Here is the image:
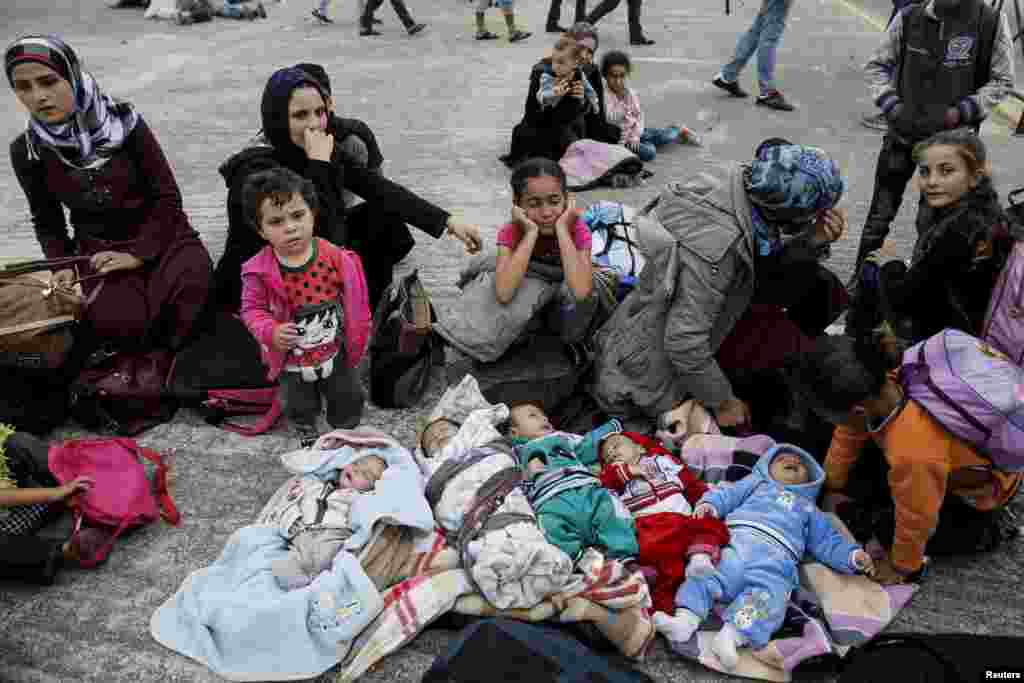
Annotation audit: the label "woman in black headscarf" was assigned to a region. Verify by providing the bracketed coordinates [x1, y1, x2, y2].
[212, 66, 481, 311]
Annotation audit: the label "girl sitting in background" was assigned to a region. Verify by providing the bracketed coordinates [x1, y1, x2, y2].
[601, 50, 701, 162]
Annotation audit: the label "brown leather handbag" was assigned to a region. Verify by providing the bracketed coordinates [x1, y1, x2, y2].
[0, 268, 85, 369]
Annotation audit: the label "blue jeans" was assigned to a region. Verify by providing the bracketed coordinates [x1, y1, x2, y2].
[635, 126, 680, 162]
[719, 0, 792, 93]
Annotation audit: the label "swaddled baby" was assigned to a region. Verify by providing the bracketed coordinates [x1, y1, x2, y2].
[418, 405, 575, 610]
[269, 454, 388, 590]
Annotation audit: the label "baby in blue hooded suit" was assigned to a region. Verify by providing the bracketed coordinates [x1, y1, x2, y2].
[654, 444, 875, 669]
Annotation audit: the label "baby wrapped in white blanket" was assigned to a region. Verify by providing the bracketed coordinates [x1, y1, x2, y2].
[417, 377, 574, 610]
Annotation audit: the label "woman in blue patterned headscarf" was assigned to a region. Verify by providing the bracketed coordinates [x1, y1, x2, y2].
[591, 136, 849, 448]
[744, 138, 847, 257]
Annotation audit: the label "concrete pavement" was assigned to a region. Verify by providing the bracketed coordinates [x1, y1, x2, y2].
[1, 1, 1023, 682]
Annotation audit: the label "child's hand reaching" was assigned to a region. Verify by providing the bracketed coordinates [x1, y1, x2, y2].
[57, 475, 94, 502]
[693, 503, 718, 519]
[869, 557, 914, 585]
[272, 323, 302, 352]
[445, 219, 483, 254]
[851, 548, 875, 576]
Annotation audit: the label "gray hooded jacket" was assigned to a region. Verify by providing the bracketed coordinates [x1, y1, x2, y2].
[591, 163, 757, 417]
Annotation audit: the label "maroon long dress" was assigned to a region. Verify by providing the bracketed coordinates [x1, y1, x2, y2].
[11, 118, 212, 350]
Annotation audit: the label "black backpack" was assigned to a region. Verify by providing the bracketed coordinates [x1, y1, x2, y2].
[839, 633, 1024, 683]
[369, 270, 440, 409]
[422, 619, 655, 683]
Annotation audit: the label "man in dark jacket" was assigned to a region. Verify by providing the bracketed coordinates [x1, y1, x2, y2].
[851, 0, 1014, 280]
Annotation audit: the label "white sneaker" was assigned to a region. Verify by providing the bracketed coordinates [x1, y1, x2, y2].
[653, 608, 701, 643]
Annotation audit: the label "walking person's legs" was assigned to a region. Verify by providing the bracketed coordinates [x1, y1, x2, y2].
[360, 0, 383, 33]
[585, 0, 623, 26]
[546, 0, 566, 31]
[627, 0, 653, 44]
[575, 0, 587, 23]
[312, 0, 332, 23]
[389, 0, 425, 34]
[753, 0, 795, 110]
[716, 12, 766, 90]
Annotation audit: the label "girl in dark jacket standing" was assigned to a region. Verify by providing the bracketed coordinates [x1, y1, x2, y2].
[7, 35, 213, 352]
[848, 130, 1022, 342]
[213, 67, 481, 311]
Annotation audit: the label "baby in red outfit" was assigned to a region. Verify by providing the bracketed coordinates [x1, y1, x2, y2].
[598, 430, 730, 616]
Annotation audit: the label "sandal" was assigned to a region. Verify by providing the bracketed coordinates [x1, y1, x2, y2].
[509, 29, 532, 42]
[475, 30, 499, 40]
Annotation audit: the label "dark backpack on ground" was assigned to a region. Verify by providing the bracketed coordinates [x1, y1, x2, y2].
[838, 633, 1024, 683]
[0, 366, 71, 436]
[370, 270, 440, 409]
[166, 313, 281, 435]
[70, 349, 178, 436]
[445, 333, 587, 418]
[422, 618, 655, 683]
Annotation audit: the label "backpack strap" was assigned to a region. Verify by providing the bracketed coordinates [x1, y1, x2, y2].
[136, 446, 181, 525]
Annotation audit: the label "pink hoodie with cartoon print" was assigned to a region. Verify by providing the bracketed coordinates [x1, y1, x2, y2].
[240, 238, 371, 381]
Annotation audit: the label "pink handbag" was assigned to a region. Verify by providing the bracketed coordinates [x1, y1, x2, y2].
[48, 438, 180, 567]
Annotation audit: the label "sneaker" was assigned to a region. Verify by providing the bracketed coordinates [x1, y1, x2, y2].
[475, 30, 500, 40]
[360, 26, 382, 36]
[407, 22, 426, 36]
[756, 90, 796, 111]
[712, 75, 748, 98]
[546, 23, 568, 33]
[311, 7, 331, 22]
[629, 35, 655, 46]
[861, 111, 889, 132]
[509, 29, 531, 42]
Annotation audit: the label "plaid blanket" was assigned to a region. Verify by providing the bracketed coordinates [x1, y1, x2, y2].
[666, 515, 917, 680]
[336, 533, 654, 683]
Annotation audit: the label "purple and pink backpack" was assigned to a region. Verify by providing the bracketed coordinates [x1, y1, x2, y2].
[900, 329, 1024, 473]
[981, 240, 1024, 365]
[48, 438, 180, 567]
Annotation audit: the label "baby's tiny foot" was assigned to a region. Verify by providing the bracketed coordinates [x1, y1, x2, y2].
[653, 608, 701, 643]
[687, 553, 715, 578]
[712, 623, 744, 670]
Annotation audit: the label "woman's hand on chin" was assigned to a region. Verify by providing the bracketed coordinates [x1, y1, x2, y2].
[303, 127, 335, 162]
[90, 250, 143, 274]
[446, 218, 483, 254]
